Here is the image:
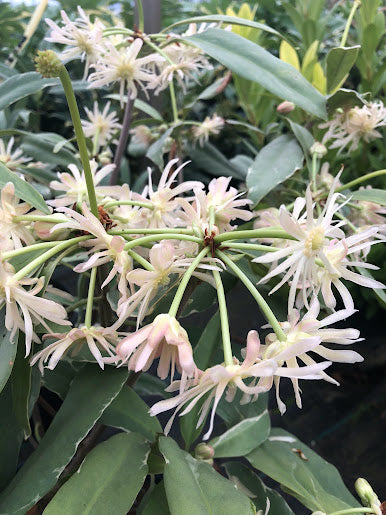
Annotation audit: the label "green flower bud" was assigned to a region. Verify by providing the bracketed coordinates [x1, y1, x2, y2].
[310, 142, 327, 158]
[355, 478, 382, 515]
[35, 50, 62, 78]
[194, 442, 215, 462]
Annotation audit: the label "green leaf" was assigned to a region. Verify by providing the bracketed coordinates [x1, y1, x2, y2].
[197, 73, 231, 100]
[138, 480, 170, 515]
[0, 162, 50, 213]
[326, 46, 360, 94]
[180, 312, 221, 449]
[287, 119, 314, 172]
[209, 410, 270, 457]
[0, 382, 24, 490]
[187, 142, 244, 179]
[146, 128, 173, 169]
[224, 462, 294, 514]
[42, 361, 81, 399]
[134, 374, 169, 398]
[0, 311, 18, 394]
[0, 72, 59, 111]
[134, 98, 164, 121]
[163, 14, 283, 39]
[0, 365, 127, 514]
[217, 389, 268, 428]
[183, 29, 327, 119]
[246, 135, 303, 206]
[159, 437, 255, 515]
[351, 188, 386, 206]
[326, 88, 366, 114]
[100, 385, 161, 441]
[246, 428, 361, 513]
[11, 335, 32, 438]
[21, 133, 80, 168]
[43, 433, 149, 515]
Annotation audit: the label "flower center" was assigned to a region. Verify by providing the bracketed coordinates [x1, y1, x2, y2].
[304, 226, 325, 257]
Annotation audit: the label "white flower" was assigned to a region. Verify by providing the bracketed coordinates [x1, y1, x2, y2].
[0, 261, 70, 355]
[0, 137, 31, 170]
[262, 300, 362, 414]
[192, 114, 224, 146]
[142, 159, 204, 228]
[48, 159, 120, 207]
[116, 314, 197, 384]
[45, 7, 104, 77]
[320, 101, 386, 153]
[88, 39, 163, 106]
[0, 182, 35, 251]
[81, 101, 122, 150]
[150, 330, 328, 439]
[180, 176, 253, 234]
[31, 325, 123, 372]
[117, 240, 219, 326]
[252, 183, 348, 310]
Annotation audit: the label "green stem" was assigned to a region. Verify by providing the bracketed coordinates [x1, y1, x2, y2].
[136, 0, 144, 32]
[109, 228, 195, 235]
[340, 0, 361, 47]
[85, 267, 97, 328]
[66, 296, 102, 314]
[142, 39, 179, 123]
[216, 250, 286, 342]
[329, 508, 374, 515]
[334, 169, 386, 194]
[168, 247, 209, 317]
[104, 200, 154, 210]
[127, 249, 154, 271]
[224, 242, 280, 252]
[12, 215, 67, 223]
[124, 233, 202, 251]
[59, 66, 98, 217]
[215, 229, 295, 243]
[311, 152, 319, 193]
[208, 206, 215, 234]
[212, 269, 233, 366]
[13, 236, 89, 281]
[2, 241, 60, 260]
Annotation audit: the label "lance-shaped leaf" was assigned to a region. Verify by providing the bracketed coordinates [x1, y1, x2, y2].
[11, 335, 32, 439]
[351, 188, 386, 206]
[246, 135, 303, 206]
[209, 410, 270, 458]
[187, 142, 245, 180]
[138, 480, 170, 515]
[0, 72, 59, 111]
[326, 46, 360, 94]
[183, 29, 327, 119]
[246, 428, 361, 513]
[146, 128, 173, 169]
[159, 437, 255, 515]
[0, 365, 127, 515]
[100, 385, 161, 441]
[44, 433, 149, 515]
[0, 162, 50, 214]
[224, 462, 294, 514]
[326, 88, 366, 114]
[0, 311, 18, 394]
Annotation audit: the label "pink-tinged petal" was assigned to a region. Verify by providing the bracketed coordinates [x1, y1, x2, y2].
[203, 380, 228, 440]
[252, 244, 299, 264]
[341, 268, 385, 289]
[243, 330, 260, 367]
[314, 347, 363, 363]
[116, 325, 151, 358]
[86, 334, 104, 369]
[276, 360, 332, 378]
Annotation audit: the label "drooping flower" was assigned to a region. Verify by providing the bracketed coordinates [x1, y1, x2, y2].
[31, 325, 123, 372]
[192, 114, 224, 147]
[261, 300, 362, 414]
[45, 7, 104, 77]
[0, 261, 70, 355]
[320, 101, 386, 153]
[150, 330, 329, 439]
[88, 39, 163, 106]
[117, 240, 220, 327]
[116, 314, 197, 383]
[0, 137, 31, 171]
[81, 101, 122, 150]
[0, 182, 35, 251]
[48, 160, 120, 207]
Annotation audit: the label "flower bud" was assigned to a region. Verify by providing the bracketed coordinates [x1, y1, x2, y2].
[35, 50, 62, 78]
[311, 512, 326, 515]
[277, 101, 295, 114]
[194, 442, 215, 463]
[34, 215, 70, 241]
[310, 142, 327, 158]
[355, 478, 382, 515]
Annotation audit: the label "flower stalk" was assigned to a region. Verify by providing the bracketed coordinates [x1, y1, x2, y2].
[212, 269, 233, 366]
